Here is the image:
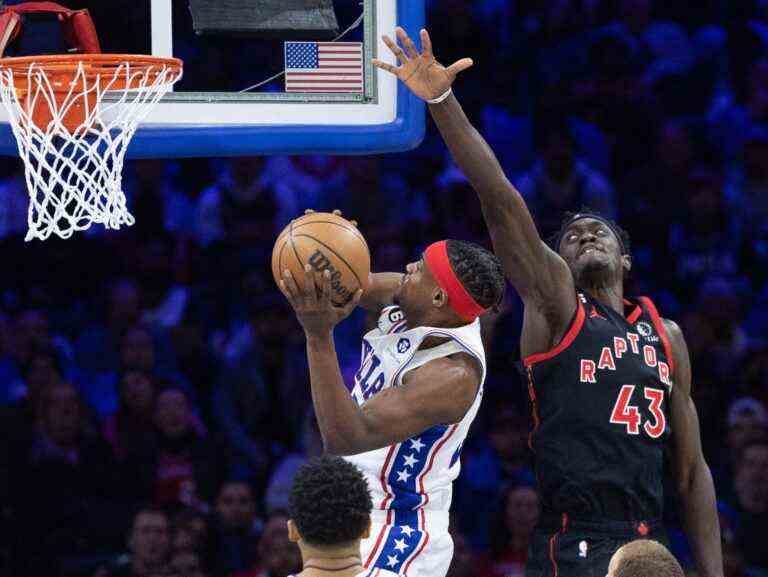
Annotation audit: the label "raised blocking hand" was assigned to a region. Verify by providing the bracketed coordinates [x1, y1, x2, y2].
[372, 27, 473, 102]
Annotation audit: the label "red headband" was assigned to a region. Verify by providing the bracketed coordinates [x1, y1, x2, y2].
[424, 241, 487, 322]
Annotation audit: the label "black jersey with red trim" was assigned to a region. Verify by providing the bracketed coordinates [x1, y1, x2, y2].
[523, 291, 675, 522]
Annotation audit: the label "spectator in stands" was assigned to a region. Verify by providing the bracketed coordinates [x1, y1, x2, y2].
[15, 383, 122, 575]
[169, 549, 207, 577]
[265, 411, 324, 514]
[195, 157, 278, 248]
[103, 370, 157, 461]
[233, 511, 300, 577]
[76, 278, 143, 375]
[0, 309, 72, 404]
[97, 508, 172, 577]
[478, 484, 540, 577]
[669, 167, 741, 301]
[447, 531, 478, 577]
[708, 60, 768, 161]
[148, 388, 219, 509]
[729, 440, 768, 571]
[455, 405, 534, 548]
[620, 120, 696, 259]
[84, 324, 190, 418]
[515, 118, 616, 238]
[210, 481, 261, 576]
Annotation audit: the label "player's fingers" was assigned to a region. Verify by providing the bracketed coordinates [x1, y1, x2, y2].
[322, 269, 333, 306]
[333, 209, 342, 216]
[304, 208, 315, 214]
[350, 220, 358, 228]
[278, 280, 293, 303]
[372, 59, 400, 76]
[282, 270, 300, 300]
[382, 34, 408, 63]
[303, 264, 318, 304]
[447, 58, 474, 77]
[421, 29, 434, 61]
[397, 27, 420, 60]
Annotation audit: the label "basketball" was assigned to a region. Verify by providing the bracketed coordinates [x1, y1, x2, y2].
[272, 212, 371, 305]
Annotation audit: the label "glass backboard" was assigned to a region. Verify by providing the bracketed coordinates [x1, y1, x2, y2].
[0, 0, 425, 157]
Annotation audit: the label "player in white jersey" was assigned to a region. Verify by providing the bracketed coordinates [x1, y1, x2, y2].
[279, 237, 505, 577]
[286, 455, 400, 577]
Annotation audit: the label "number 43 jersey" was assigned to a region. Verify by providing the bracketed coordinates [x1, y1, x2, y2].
[524, 291, 675, 522]
[345, 306, 486, 517]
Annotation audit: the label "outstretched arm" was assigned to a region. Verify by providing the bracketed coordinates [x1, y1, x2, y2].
[280, 266, 479, 456]
[374, 29, 575, 342]
[666, 320, 723, 577]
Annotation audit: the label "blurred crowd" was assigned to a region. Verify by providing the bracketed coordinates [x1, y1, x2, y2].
[1, 0, 768, 576]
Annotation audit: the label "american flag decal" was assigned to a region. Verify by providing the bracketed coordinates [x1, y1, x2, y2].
[284, 41, 364, 93]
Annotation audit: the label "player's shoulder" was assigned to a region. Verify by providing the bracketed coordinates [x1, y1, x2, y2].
[660, 317, 688, 361]
[660, 317, 683, 339]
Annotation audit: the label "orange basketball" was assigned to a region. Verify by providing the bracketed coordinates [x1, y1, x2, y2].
[272, 212, 371, 305]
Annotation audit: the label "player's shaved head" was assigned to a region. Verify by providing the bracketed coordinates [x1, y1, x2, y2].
[606, 540, 684, 577]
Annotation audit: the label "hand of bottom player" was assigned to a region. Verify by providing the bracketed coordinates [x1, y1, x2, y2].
[280, 265, 363, 336]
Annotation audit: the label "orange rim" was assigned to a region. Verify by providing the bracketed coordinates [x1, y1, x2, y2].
[0, 54, 182, 88]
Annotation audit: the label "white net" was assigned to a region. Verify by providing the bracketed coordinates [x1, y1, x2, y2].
[0, 58, 181, 240]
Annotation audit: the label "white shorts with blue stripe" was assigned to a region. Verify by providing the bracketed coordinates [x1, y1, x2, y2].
[361, 510, 453, 577]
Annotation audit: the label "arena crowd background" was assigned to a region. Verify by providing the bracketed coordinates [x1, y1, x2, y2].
[1, 0, 767, 576]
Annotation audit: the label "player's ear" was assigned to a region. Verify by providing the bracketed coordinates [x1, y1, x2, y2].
[287, 519, 300, 543]
[432, 287, 447, 309]
[362, 518, 372, 540]
[622, 254, 632, 273]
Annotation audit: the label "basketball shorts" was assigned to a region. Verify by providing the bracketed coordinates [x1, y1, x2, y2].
[361, 510, 453, 577]
[525, 515, 666, 577]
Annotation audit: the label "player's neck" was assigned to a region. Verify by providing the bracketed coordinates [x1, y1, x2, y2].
[300, 557, 363, 577]
[584, 284, 624, 315]
[299, 542, 363, 577]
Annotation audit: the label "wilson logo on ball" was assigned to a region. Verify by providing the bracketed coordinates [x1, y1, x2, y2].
[308, 249, 355, 303]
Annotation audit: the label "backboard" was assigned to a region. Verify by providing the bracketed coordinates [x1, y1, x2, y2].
[0, 0, 425, 158]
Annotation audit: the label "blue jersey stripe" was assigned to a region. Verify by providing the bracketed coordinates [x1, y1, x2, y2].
[369, 509, 422, 572]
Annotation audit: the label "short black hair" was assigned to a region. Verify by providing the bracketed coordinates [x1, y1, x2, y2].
[446, 239, 506, 310]
[289, 456, 372, 547]
[550, 209, 632, 256]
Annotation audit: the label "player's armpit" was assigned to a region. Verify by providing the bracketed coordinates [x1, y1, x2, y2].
[359, 272, 404, 312]
[348, 354, 480, 454]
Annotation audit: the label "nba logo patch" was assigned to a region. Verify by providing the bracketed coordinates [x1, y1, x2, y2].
[397, 338, 411, 354]
[637, 322, 659, 343]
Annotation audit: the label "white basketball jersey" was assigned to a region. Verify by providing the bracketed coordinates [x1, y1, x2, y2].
[345, 306, 486, 524]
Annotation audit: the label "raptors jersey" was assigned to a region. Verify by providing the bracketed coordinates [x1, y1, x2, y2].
[345, 306, 485, 574]
[524, 291, 674, 522]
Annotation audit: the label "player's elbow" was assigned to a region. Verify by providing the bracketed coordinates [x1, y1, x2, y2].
[321, 431, 355, 456]
[321, 425, 367, 456]
[676, 456, 710, 497]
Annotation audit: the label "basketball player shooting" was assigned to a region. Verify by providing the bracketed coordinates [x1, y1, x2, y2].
[374, 28, 723, 577]
[278, 235, 505, 577]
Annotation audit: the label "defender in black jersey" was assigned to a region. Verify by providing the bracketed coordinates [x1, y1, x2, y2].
[375, 27, 724, 577]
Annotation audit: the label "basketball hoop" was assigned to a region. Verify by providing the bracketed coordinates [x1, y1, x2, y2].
[0, 54, 182, 240]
